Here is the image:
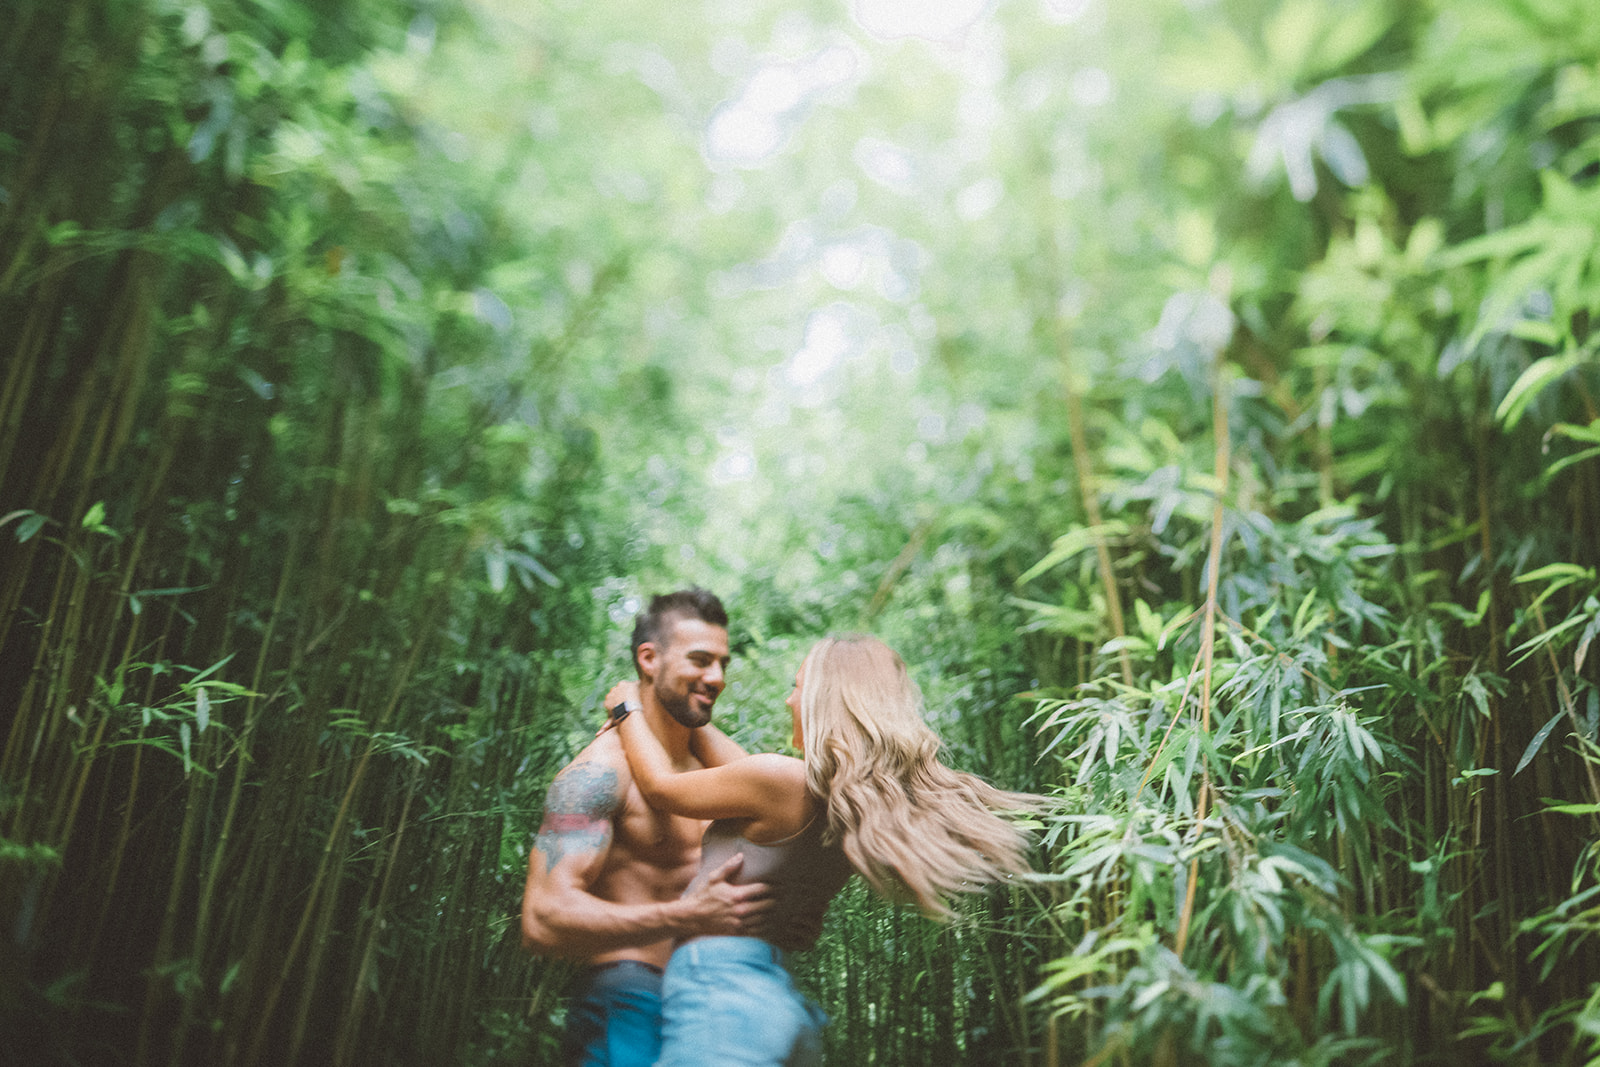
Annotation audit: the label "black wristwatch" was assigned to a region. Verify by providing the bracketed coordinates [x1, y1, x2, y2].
[609, 699, 641, 723]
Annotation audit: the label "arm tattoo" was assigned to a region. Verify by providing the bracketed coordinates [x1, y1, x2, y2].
[535, 762, 621, 873]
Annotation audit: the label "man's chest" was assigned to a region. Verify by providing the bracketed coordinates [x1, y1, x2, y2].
[614, 792, 705, 867]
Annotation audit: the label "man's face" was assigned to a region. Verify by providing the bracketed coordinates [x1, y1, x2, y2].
[641, 616, 730, 729]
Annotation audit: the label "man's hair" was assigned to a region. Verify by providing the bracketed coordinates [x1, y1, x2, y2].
[630, 588, 728, 670]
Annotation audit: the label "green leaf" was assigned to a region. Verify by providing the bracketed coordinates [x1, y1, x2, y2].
[1507, 319, 1563, 346]
[1496, 350, 1584, 429]
[1513, 710, 1564, 776]
[506, 550, 560, 588]
[1512, 562, 1595, 586]
[1551, 419, 1600, 445]
[1509, 611, 1591, 667]
[1542, 802, 1600, 816]
[1312, 0, 1393, 76]
[1461, 672, 1492, 718]
[1541, 445, 1600, 481]
[189, 653, 238, 685]
[46, 220, 82, 245]
[1263, 0, 1320, 76]
[1016, 522, 1129, 586]
[1431, 589, 1490, 626]
[2, 509, 48, 542]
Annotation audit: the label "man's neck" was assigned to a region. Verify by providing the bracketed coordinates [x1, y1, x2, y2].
[638, 693, 694, 762]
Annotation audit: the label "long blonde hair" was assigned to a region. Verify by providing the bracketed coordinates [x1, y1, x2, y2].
[798, 635, 1041, 917]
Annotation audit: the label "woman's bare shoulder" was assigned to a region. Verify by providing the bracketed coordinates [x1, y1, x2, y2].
[734, 751, 806, 782]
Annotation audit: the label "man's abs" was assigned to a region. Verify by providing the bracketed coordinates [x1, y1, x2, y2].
[586, 796, 704, 969]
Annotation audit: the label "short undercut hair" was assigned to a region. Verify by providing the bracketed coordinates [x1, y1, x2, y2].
[631, 588, 729, 671]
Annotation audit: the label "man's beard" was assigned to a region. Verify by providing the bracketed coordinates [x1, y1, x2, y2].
[655, 682, 713, 729]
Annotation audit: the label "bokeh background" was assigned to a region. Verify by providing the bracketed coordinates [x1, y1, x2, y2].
[4, 0, 1600, 1063]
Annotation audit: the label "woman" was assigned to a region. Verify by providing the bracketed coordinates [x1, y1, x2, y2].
[603, 634, 1040, 1067]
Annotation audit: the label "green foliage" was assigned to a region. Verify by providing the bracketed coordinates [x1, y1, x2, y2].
[6, 0, 1600, 1063]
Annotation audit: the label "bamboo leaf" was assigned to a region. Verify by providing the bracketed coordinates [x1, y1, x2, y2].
[46, 220, 83, 245]
[1015, 522, 1129, 586]
[1512, 563, 1595, 586]
[1509, 611, 1591, 667]
[486, 548, 508, 593]
[128, 585, 207, 617]
[1431, 589, 1490, 626]
[1542, 802, 1600, 816]
[1513, 710, 1564, 776]
[1496, 350, 1585, 429]
[1291, 587, 1321, 637]
[15, 513, 47, 542]
[1, 509, 40, 531]
[189, 653, 238, 685]
[1460, 672, 1492, 718]
[195, 687, 211, 735]
[1263, 0, 1319, 75]
[505, 550, 561, 588]
[1314, 0, 1391, 75]
[1576, 611, 1598, 674]
[1507, 319, 1563, 346]
[1551, 419, 1600, 445]
[1541, 445, 1600, 481]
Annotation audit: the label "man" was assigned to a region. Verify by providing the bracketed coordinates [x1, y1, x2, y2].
[521, 589, 770, 1066]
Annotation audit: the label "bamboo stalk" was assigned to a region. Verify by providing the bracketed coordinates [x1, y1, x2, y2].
[1013, 167, 1134, 688]
[864, 518, 933, 622]
[331, 766, 420, 1067]
[182, 524, 298, 1009]
[243, 538, 463, 1067]
[1174, 299, 1232, 959]
[133, 735, 208, 1067]
[1061, 355, 1134, 690]
[5, 533, 87, 838]
[1528, 598, 1600, 813]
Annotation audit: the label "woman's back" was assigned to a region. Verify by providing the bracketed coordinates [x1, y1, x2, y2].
[687, 815, 855, 940]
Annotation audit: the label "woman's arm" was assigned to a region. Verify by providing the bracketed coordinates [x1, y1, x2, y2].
[621, 714, 802, 820]
[604, 681, 804, 822]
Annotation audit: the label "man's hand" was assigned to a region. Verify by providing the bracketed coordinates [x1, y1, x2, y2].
[677, 853, 775, 937]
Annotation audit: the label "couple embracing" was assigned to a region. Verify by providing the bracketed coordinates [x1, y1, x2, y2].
[521, 589, 1041, 1065]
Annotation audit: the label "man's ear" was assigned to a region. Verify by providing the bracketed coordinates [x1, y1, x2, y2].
[635, 642, 659, 682]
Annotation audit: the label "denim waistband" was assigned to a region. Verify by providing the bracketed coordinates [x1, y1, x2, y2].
[587, 958, 665, 977]
[674, 935, 789, 969]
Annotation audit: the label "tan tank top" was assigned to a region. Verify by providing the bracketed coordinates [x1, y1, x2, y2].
[684, 812, 855, 937]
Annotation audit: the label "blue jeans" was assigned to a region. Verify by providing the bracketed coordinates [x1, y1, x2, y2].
[561, 960, 664, 1067]
[656, 937, 826, 1067]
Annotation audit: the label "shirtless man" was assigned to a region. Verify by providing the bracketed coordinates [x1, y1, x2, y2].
[521, 589, 771, 1066]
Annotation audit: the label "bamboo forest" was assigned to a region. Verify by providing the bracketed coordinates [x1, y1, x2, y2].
[4, 0, 1600, 1063]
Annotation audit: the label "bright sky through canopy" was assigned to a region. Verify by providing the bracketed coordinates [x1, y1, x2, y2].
[850, 0, 990, 40]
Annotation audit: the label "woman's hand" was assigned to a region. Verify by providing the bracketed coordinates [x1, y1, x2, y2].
[603, 680, 641, 713]
[596, 680, 642, 736]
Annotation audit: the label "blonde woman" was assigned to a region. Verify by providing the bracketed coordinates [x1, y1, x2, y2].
[603, 634, 1039, 1067]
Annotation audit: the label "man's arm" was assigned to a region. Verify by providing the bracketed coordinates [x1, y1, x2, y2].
[520, 753, 769, 958]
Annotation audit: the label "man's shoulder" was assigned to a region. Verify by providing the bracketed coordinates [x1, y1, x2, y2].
[567, 728, 630, 772]
[546, 734, 632, 817]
